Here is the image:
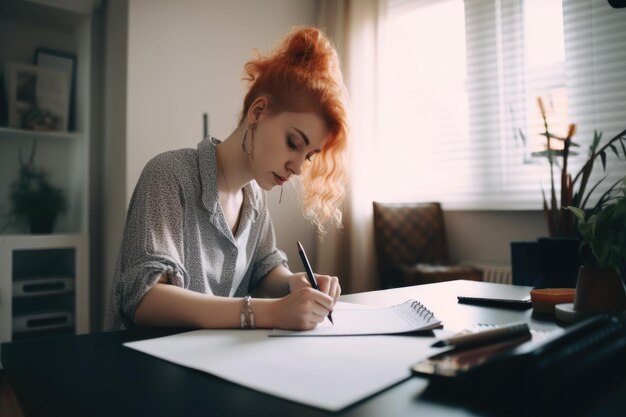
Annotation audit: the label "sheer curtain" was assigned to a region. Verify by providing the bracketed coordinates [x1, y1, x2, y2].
[317, 0, 386, 293]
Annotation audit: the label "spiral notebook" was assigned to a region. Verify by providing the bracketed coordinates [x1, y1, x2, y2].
[270, 300, 441, 336]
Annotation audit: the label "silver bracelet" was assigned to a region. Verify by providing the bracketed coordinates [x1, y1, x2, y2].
[241, 295, 255, 329]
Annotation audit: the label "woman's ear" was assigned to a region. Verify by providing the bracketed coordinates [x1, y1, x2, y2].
[248, 96, 269, 123]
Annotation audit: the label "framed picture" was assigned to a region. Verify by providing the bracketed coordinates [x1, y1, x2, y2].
[35, 48, 77, 131]
[5, 61, 70, 132]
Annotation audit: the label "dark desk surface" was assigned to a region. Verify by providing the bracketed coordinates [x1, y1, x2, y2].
[3, 280, 626, 417]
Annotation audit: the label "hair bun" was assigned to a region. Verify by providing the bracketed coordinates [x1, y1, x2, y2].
[284, 27, 333, 72]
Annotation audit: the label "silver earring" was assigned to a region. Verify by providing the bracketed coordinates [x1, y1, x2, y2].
[242, 123, 256, 159]
[241, 125, 251, 156]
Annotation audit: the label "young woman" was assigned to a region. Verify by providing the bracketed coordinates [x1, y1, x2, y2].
[105, 27, 349, 331]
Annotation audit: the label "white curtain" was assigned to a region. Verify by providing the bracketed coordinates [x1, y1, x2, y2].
[317, 0, 386, 293]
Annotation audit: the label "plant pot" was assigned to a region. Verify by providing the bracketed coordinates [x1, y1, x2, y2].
[574, 266, 626, 313]
[27, 212, 58, 234]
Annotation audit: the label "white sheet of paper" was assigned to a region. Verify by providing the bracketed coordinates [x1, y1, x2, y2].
[271, 300, 441, 336]
[124, 327, 439, 411]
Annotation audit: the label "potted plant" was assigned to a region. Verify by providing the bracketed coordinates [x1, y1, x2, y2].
[9, 140, 66, 234]
[511, 97, 626, 288]
[567, 177, 626, 313]
[530, 97, 626, 237]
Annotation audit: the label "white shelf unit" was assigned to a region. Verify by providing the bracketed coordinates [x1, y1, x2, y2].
[0, 0, 93, 360]
[0, 234, 89, 353]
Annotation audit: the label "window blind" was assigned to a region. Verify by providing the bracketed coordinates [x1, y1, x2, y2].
[376, 0, 626, 209]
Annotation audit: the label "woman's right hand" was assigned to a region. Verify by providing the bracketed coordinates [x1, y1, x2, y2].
[271, 287, 334, 330]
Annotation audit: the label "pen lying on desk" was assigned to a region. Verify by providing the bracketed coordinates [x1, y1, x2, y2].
[431, 322, 530, 348]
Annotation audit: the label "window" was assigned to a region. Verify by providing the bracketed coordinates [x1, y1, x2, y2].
[376, 0, 626, 209]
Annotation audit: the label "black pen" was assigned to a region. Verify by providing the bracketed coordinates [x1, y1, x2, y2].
[431, 322, 530, 348]
[296, 241, 334, 324]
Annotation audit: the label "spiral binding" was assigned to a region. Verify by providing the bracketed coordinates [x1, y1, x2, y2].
[408, 299, 435, 321]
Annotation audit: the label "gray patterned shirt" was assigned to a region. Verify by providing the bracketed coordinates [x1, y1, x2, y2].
[104, 137, 288, 330]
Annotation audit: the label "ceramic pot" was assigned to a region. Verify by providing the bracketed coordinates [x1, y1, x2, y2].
[573, 266, 626, 313]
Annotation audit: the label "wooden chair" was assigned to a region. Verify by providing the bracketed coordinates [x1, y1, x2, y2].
[372, 202, 483, 288]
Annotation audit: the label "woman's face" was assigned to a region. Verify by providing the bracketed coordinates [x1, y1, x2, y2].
[249, 110, 329, 191]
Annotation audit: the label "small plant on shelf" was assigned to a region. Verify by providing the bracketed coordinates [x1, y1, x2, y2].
[9, 140, 66, 234]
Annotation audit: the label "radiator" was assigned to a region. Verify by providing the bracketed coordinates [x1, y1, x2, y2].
[463, 261, 513, 285]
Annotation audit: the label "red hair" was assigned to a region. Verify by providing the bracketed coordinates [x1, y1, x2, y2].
[242, 27, 349, 233]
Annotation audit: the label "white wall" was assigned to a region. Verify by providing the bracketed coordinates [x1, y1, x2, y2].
[445, 210, 546, 265]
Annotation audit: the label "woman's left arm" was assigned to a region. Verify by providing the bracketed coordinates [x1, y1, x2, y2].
[255, 264, 341, 305]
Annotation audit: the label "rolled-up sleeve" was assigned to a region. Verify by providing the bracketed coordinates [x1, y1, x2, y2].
[108, 153, 189, 329]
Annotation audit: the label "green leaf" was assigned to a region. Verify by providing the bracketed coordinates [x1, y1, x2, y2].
[600, 151, 607, 170]
[577, 219, 595, 247]
[566, 206, 586, 223]
[609, 144, 619, 158]
[532, 150, 567, 158]
[593, 207, 614, 266]
[539, 132, 564, 140]
[596, 180, 618, 209]
[590, 130, 602, 154]
[579, 191, 626, 270]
